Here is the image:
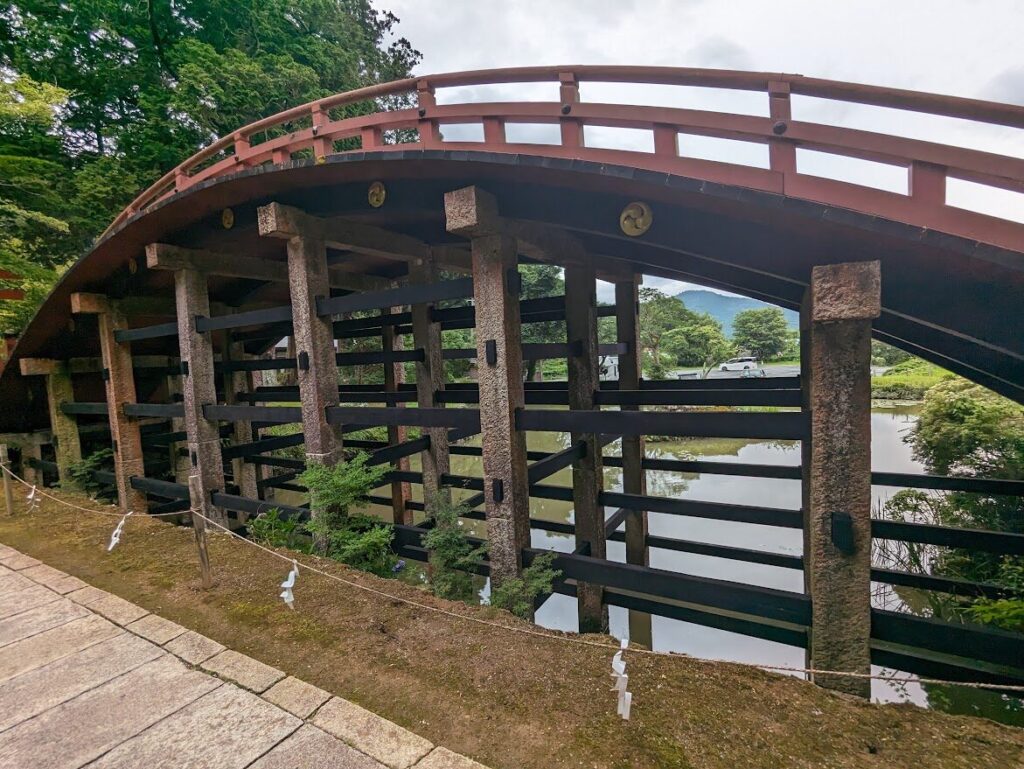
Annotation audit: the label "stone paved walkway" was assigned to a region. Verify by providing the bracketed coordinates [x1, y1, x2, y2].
[0, 542, 488, 769]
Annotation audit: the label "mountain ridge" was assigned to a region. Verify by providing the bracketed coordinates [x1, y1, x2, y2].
[676, 290, 799, 337]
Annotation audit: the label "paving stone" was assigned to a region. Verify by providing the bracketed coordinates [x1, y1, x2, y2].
[0, 552, 41, 570]
[66, 584, 110, 606]
[263, 676, 333, 719]
[125, 613, 187, 645]
[0, 613, 121, 682]
[165, 629, 226, 664]
[313, 697, 434, 769]
[0, 579, 59, 619]
[87, 591, 149, 625]
[47, 573, 89, 594]
[0, 542, 19, 559]
[0, 632, 163, 732]
[249, 724, 387, 769]
[0, 655, 220, 769]
[19, 562, 72, 590]
[0, 598, 89, 648]
[414, 747, 490, 769]
[88, 680, 300, 769]
[202, 649, 285, 693]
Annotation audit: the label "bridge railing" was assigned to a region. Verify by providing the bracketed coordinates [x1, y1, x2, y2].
[109, 66, 1024, 249]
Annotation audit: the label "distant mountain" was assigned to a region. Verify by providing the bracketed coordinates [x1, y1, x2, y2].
[676, 290, 799, 337]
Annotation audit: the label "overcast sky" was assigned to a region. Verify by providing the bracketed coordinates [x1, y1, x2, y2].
[382, 0, 1024, 299]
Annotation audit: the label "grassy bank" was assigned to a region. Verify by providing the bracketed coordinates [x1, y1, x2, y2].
[2, 491, 1023, 768]
[872, 358, 953, 401]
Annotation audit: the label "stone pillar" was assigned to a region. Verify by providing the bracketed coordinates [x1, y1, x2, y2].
[222, 337, 259, 501]
[410, 250, 451, 515]
[281, 233, 342, 468]
[21, 436, 44, 486]
[566, 263, 607, 632]
[173, 269, 228, 527]
[70, 293, 147, 513]
[615, 274, 652, 647]
[19, 359, 83, 485]
[382, 305, 412, 524]
[803, 260, 881, 698]
[445, 187, 530, 590]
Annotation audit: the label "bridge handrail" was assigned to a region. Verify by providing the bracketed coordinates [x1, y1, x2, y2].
[106, 65, 1024, 248]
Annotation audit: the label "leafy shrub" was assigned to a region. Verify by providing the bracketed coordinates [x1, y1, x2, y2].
[67, 447, 115, 498]
[422, 495, 486, 602]
[327, 517, 397, 577]
[248, 508, 308, 552]
[489, 551, 561, 619]
[299, 452, 388, 533]
[871, 357, 952, 400]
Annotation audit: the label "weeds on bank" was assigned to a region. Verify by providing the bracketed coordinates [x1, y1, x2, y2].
[247, 456, 560, 618]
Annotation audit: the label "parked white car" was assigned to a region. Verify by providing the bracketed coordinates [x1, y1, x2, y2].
[720, 356, 761, 371]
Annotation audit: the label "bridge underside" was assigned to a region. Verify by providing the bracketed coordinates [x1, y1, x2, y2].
[2, 151, 1022, 429]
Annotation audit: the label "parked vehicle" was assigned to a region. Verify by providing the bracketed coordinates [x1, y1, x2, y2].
[740, 367, 768, 378]
[720, 356, 760, 371]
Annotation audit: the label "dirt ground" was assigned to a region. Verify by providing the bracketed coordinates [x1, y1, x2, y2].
[2, 491, 1023, 769]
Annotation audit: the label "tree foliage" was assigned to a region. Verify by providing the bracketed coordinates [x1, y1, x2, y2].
[0, 1, 420, 333]
[731, 307, 789, 360]
[882, 378, 1024, 630]
[638, 288, 731, 378]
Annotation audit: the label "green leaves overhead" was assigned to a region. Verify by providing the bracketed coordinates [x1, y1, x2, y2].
[0, 0, 420, 333]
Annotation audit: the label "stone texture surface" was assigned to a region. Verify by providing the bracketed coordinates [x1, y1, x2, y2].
[201, 648, 285, 693]
[45, 369, 83, 481]
[0, 633, 162, 731]
[249, 725, 387, 769]
[809, 261, 881, 322]
[20, 562, 73, 590]
[87, 591, 149, 626]
[47, 573, 89, 594]
[0, 614, 120, 682]
[0, 552, 41, 570]
[87, 682, 299, 769]
[313, 697, 434, 769]
[0, 656, 219, 769]
[0, 579, 59, 619]
[165, 629, 226, 664]
[0, 597, 88, 647]
[263, 675, 333, 718]
[415, 747, 490, 769]
[65, 584, 110, 606]
[125, 612, 187, 645]
[464, 228, 530, 586]
[805, 263, 877, 698]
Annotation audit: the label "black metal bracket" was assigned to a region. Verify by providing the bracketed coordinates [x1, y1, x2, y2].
[298, 351, 310, 371]
[190, 450, 198, 468]
[194, 315, 207, 334]
[492, 478, 504, 503]
[180, 360, 190, 377]
[102, 368, 111, 382]
[831, 510, 855, 554]
[485, 339, 497, 366]
[112, 440, 118, 455]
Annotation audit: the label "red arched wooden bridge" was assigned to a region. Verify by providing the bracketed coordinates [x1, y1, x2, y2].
[1, 67, 1023, 698]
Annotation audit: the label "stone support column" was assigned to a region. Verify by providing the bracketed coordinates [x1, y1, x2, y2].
[566, 263, 607, 632]
[19, 359, 83, 485]
[70, 293, 147, 513]
[173, 269, 228, 528]
[382, 304, 412, 524]
[614, 274, 652, 646]
[803, 260, 881, 698]
[445, 187, 530, 590]
[165, 372, 191, 484]
[410, 250, 451, 515]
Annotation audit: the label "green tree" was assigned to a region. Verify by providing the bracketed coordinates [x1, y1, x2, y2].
[731, 307, 790, 360]
[882, 378, 1024, 630]
[664, 319, 734, 378]
[638, 288, 700, 379]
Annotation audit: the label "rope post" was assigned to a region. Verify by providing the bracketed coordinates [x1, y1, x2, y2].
[188, 474, 214, 589]
[1, 444, 13, 515]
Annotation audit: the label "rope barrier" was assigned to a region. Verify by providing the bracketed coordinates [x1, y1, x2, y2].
[4, 462, 1024, 697]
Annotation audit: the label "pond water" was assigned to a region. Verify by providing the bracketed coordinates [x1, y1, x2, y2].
[329, 403, 1023, 723]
